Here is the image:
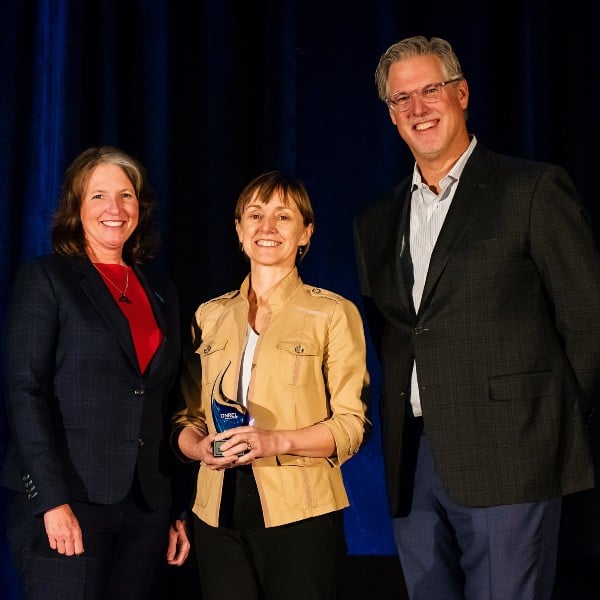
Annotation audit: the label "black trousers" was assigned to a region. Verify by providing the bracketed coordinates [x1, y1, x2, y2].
[194, 466, 347, 600]
[7, 488, 171, 600]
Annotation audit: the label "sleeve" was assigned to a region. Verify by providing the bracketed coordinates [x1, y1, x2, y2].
[353, 212, 385, 359]
[3, 259, 69, 514]
[352, 215, 373, 299]
[529, 164, 600, 414]
[319, 297, 370, 466]
[170, 307, 209, 462]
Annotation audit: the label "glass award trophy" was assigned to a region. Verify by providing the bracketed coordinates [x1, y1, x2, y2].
[211, 361, 249, 456]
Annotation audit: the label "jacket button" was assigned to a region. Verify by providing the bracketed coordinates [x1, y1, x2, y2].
[134, 388, 145, 396]
[138, 438, 145, 447]
[295, 345, 305, 354]
[203, 345, 211, 354]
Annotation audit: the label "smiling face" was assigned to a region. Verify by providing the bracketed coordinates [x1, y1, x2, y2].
[387, 54, 470, 166]
[235, 190, 313, 271]
[80, 163, 139, 262]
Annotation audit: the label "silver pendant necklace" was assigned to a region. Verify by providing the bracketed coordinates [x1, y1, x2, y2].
[94, 264, 132, 304]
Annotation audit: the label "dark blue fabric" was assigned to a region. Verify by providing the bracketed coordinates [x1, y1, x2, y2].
[393, 433, 562, 599]
[2, 1, 600, 597]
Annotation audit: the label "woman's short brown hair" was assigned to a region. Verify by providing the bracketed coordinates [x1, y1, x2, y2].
[234, 171, 315, 260]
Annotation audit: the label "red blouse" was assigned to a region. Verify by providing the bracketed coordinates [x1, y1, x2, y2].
[94, 264, 163, 373]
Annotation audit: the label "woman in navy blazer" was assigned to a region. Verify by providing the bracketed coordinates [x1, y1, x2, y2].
[2, 146, 190, 599]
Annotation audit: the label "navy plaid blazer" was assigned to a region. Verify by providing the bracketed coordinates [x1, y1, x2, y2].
[2, 254, 182, 516]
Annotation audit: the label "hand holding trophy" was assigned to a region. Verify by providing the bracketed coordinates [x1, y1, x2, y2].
[210, 361, 250, 456]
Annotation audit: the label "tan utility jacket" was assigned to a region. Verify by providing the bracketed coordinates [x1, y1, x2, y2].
[173, 268, 369, 527]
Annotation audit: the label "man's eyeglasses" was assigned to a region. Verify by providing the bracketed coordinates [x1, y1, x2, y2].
[386, 77, 463, 112]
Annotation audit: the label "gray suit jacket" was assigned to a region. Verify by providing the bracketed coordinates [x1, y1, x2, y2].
[1, 253, 182, 516]
[354, 143, 600, 516]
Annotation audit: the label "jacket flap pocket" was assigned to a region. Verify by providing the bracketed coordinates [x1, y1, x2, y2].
[197, 338, 228, 356]
[276, 454, 326, 467]
[277, 339, 319, 356]
[489, 371, 552, 401]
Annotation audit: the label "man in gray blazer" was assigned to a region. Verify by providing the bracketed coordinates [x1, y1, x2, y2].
[353, 36, 600, 599]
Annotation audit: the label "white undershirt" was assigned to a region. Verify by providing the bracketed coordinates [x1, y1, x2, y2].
[238, 326, 259, 423]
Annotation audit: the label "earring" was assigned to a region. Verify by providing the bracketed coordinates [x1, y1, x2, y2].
[298, 246, 304, 256]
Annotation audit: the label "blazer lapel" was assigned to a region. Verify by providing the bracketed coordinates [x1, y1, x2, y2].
[369, 181, 415, 317]
[71, 258, 140, 372]
[419, 145, 496, 312]
[395, 185, 416, 315]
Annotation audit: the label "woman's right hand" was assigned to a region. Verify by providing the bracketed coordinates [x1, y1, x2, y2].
[43, 503, 84, 556]
[177, 426, 239, 469]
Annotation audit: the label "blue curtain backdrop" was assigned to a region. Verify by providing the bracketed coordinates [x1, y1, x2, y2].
[1, 0, 599, 597]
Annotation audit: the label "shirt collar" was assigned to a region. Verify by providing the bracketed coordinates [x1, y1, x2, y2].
[239, 268, 304, 313]
[411, 135, 478, 192]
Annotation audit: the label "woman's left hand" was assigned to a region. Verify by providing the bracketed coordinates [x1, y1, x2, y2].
[166, 519, 190, 566]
